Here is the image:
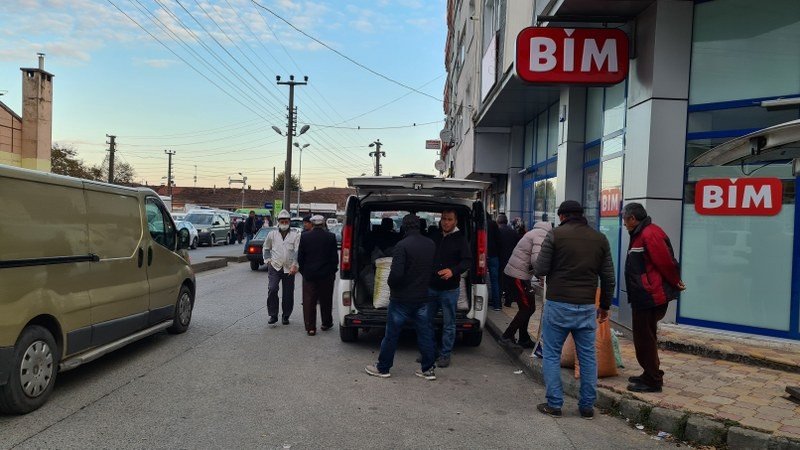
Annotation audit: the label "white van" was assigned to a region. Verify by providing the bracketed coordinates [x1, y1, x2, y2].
[336, 174, 490, 346]
[0, 165, 195, 414]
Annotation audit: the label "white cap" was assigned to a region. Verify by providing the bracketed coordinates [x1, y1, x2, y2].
[311, 215, 325, 225]
[277, 209, 291, 219]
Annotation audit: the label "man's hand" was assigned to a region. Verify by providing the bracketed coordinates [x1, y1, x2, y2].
[289, 266, 298, 275]
[437, 268, 453, 280]
[597, 309, 609, 323]
[677, 281, 686, 291]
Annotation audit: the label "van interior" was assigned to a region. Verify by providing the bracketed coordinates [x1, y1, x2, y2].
[352, 203, 475, 315]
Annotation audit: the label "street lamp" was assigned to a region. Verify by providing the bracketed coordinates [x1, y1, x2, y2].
[293, 142, 310, 217]
[271, 123, 310, 214]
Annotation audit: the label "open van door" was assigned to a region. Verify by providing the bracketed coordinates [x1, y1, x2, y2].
[348, 174, 489, 199]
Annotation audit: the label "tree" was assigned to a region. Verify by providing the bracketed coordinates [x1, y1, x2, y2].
[270, 171, 301, 191]
[51, 144, 93, 179]
[96, 155, 136, 184]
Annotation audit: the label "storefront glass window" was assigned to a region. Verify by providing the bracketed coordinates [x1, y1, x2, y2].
[681, 165, 795, 332]
[600, 157, 623, 282]
[690, 0, 800, 105]
[533, 177, 557, 226]
[603, 82, 626, 136]
[524, 120, 534, 168]
[536, 111, 548, 164]
[585, 144, 601, 163]
[583, 164, 600, 229]
[602, 134, 624, 158]
[585, 87, 604, 143]
[548, 103, 560, 158]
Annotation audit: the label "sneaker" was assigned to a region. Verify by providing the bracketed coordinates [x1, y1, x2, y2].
[365, 365, 390, 378]
[436, 356, 451, 368]
[268, 316, 278, 324]
[415, 368, 436, 381]
[579, 407, 594, 420]
[498, 337, 522, 350]
[627, 382, 662, 393]
[320, 324, 333, 331]
[282, 317, 290, 325]
[628, 375, 643, 383]
[537, 403, 562, 417]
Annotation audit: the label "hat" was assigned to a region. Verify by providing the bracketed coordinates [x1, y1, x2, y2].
[302, 215, 312, 222]
[557, 200, 584, 215]
[311, 215, 325, 225]
[277, 209, 291, 220]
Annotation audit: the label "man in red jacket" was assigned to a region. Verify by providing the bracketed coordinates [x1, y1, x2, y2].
[623, 203, 685, 393]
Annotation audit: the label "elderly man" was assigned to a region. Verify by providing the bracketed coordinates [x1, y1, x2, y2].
[534, 200, 615, 420]
[263, 210, 301, 325]
[297, 215, 339, 335]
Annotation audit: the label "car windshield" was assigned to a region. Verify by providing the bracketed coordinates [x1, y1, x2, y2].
[255, 227, 273, 240]
[185, 214, 213, 225]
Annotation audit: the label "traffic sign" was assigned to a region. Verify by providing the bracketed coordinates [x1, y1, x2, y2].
[264, 202, 273, 209]
[426, 139, 441, 150]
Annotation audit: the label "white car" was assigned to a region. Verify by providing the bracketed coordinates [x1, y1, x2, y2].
[176, 220, 200, 249]
[326, 218, 339, 227]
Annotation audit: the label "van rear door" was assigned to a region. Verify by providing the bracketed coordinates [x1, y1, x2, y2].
[348, 174, 489, 199]
[339, 195, 360, 280]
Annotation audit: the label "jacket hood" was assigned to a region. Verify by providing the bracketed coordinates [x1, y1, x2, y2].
[533, 221, 552, 232]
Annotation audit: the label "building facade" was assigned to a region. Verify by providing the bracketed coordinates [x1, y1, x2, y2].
[0, 54, 53, 171]
[443, 0, 800, 338]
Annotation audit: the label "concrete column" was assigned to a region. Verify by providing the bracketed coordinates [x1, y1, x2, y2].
[20, 59, 53, 172]
[618, 0, 693, 326]
[556, 86, 587, 206]
[506, 125, 525, 218]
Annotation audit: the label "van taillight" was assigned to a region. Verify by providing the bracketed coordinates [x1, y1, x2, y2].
[341, 224, 353, 271]
[342, 291, 352, 307]
[476, 229, 487, 277]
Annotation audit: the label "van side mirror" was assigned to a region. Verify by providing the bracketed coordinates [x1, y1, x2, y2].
[177, 228, 190, 250]
[213, 221, 220, 226]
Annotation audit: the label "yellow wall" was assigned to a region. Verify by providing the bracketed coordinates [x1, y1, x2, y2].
[0, 152, 21, 167]
[20, 157, 50, 172]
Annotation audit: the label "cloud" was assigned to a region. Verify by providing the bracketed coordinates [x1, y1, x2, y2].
[137, 58, 179, 68]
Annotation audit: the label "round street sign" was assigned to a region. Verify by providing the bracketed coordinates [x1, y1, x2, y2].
[435, 159, 447, 173]
[439, 129, 453, 143]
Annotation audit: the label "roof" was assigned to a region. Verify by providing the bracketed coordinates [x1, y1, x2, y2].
[0, 100, 22, 123]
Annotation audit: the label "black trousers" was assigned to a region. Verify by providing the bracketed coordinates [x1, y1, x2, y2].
[267, 266, 295, 319]
[631, 303, 669, 387]
[302, 274, 335, 331]
[502, 277, 535, 343]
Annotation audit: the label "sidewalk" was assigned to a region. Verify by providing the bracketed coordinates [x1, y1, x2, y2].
[488, 300, 800, 449]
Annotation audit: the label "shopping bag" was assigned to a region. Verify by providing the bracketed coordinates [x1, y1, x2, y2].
[373, 257, 392, 308]
[573, 289, 618, 378]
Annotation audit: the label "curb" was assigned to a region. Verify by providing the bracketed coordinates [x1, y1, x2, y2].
[205, 254, 249, 263]
[485, 310, 800, 449]
[190, 258, 228, 273]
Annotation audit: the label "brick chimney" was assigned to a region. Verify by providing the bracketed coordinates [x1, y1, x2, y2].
[20, 53, 53, 172]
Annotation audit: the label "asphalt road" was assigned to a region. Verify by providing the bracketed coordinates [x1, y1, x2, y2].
[0, 263, 668, 449]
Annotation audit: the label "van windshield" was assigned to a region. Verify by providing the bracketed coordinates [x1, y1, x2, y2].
[185, 214, 213, 225]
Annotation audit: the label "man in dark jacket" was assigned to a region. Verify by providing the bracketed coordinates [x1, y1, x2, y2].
[623, 202, 684, 393]
[243, 210, 258, 254]
[497, 213, 520, 307]
[297, 215, 339, 335]
[366, 214, 437, 380]
[534, 200, 615, 420]
[428, 209, 472, 368]
[487, 214, 501, 310]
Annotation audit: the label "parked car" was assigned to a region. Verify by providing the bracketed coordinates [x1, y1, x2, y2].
[245, 226, 275, 270]
[172, 212, 186, 222]
[336, 174, 489, 345]
[0, 165, 195, 414]
[330, 223, 343, 248]
[176, 220, 199, 249]
[290, 217, 304, 230]
[185, 210, 231, 246]
[326, 218, 339, 227]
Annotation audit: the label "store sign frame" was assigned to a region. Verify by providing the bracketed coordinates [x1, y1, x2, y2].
[695, 177, 783, 216]
[516, 27, 629, 85]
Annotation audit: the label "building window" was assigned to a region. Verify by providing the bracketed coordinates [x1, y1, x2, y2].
[585, 88, 603, 143]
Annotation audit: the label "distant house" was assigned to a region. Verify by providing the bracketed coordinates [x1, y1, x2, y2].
[0, 54, 54, 172]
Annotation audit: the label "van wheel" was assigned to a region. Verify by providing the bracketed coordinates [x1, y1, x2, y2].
[167, 285, 193, 334]
[462, 330, 482, 347]
[250, 261, 260, 271]
[339, 325, 358, 342]
[0, 325, 59, 414]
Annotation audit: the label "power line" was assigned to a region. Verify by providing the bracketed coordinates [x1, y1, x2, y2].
[301, 119, 444, 130]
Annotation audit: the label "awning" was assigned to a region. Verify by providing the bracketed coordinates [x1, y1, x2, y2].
[476, 70, 560, 127]
[691, 120, 800, 166]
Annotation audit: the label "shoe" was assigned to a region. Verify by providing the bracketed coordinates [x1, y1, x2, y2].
[282, 317, 290, 325]
[365, 365, 390, 378]
[492, 307, 502, 311]
[268, 316, 278, 324]
[579, 407, 594, 420]
[321, 324, 333, 331]
[307, 329, 316, 336]
[498, 337, 522, 350]
[627, 382, 662, 393]
[436, 356, 451, 368]
[504, 302, 513, 308]
[628, 375, 644, 383]
[537, 403, 562, 417]
[517, 339, 536, 349]
[415, 368, 436, 381]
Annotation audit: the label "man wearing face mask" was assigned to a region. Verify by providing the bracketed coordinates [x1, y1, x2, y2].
[263, 210, 301, 325]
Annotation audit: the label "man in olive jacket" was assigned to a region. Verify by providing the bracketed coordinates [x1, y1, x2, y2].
[366, 214, 438, 381]
[534, 200, 615, 420]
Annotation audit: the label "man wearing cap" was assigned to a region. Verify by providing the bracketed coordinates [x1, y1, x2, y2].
[263, 210, 301, 325]
[297, 215, 339, 335]
[534, 200, 615, 420]
[302, 215, 313, 233]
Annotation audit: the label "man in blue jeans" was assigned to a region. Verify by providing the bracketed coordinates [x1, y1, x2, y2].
[486, 214, 501, 310]
[366, 214, 438, 380]
[428, 209, 472, 368]
[534, 200, 615, 419]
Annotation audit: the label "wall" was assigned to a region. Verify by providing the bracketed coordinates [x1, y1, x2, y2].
[0, 105, 22, 166]
[20, 67, 53, 172]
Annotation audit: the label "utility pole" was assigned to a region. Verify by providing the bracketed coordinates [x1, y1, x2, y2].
[273, 166, 276, 186]
[106, 134, 116, 183]
[194, 165, 197, 187]
[165, 150, 175, 199]
[276, 75, 308, 214]
[369, 139, 385, 176]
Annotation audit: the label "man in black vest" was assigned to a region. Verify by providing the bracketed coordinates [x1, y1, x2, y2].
[297, 215, 339, 335]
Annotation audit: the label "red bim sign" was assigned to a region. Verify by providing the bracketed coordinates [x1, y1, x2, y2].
[600, 188, 621, 218]
[516, 27, 629, 85]
[695, 178, 782, 216]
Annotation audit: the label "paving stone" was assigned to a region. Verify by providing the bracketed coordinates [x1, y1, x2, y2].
[685, 415, 727, 446]
[740, 416, 782, 432]
[728, 426, 772, 450]
[619, 398, 650, 423]
[647, 407, 686, 435]
[769, 436, 800, 450]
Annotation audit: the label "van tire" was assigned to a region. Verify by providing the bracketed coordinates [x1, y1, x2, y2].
[339, 325, 358, 342]
[250, 261, 260, 271]
[0, 325, 59, 414]
[462, 330, 482, 347]
[167, 285, 193, 334]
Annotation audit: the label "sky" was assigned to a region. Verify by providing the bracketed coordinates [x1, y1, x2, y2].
[0, 0, 447, 189]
